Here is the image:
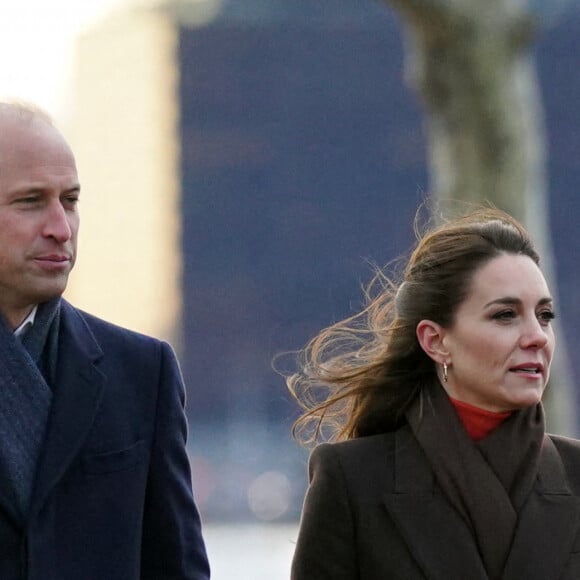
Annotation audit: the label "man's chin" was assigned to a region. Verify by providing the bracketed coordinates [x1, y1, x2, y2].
[29, 280, 69, 304]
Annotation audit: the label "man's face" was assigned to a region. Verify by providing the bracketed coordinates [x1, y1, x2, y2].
[0, 116, 80, 325]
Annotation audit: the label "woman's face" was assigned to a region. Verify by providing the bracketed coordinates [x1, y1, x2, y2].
[440, 253, 555, 412]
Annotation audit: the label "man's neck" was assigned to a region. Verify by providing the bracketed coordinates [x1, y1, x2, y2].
[1, 305, 37, 331]
[13, 306, 38, 338]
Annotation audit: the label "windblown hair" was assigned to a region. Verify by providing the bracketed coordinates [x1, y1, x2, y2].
[287, 207, 540, 445]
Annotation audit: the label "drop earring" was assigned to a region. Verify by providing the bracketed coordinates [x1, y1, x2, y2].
[443, 362, 448, 383]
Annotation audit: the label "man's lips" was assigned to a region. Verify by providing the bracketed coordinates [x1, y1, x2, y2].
[34, 254, 71, 262]
[33, 255, 72, 270]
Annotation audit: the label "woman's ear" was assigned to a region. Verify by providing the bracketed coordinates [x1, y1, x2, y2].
[416, 320, 448, 364]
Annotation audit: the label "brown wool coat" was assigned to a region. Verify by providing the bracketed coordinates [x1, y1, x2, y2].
[291, 426, 580, 580]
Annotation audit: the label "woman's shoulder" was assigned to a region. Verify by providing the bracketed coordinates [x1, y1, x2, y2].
[547, 433, 580, 486]
[548, 433, 580, 457]
[309, 429, 407, 488]
[314, 430, 400, 458]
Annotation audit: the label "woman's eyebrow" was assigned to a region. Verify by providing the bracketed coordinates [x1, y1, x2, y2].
[484, 296, 553, 308]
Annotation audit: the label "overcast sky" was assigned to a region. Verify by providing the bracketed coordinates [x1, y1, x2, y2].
[0, 0, 123, 120]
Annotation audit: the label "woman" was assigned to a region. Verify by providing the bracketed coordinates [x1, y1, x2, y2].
[288, 208, 580, 580]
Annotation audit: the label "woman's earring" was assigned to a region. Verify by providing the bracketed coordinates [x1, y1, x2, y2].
[443, 362, 448, 383]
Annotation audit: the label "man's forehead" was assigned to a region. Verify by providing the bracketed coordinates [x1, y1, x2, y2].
[0, 111, 49, 136]
[0, 115, 75, 168]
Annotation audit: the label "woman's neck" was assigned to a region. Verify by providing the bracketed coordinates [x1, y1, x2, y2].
[450, 397, 513, 441]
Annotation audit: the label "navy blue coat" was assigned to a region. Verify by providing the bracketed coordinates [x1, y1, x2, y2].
[0, 300, 210, 579]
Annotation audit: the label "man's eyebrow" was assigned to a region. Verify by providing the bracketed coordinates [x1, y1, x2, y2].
[11, 184, 81, 196]
[62, 185, 81, 194]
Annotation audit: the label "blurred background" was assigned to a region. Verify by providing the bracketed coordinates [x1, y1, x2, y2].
[3, 0, 580, 577]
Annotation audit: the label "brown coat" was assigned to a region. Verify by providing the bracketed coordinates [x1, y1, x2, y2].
[291, 426, 580, 580]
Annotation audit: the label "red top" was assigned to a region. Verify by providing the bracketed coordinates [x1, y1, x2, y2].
[450, 397, 513, 441]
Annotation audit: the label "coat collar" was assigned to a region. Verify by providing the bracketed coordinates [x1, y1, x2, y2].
[382, 427, 488, 580]
[382, 427, 580, 580]
[28, 301, 105, 520]
[501, 436, 580, 580]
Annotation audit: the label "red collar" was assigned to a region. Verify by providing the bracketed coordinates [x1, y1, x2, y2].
[450, 397, 513, 441]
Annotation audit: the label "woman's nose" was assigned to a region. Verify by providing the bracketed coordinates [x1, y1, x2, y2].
[519, 319, 549, 349]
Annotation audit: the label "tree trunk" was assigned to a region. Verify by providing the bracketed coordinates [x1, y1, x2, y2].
[384, 0, 577, 435]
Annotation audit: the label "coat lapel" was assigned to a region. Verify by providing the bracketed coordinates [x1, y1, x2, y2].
[29, 302, 105, 518]
[382, 428, 488, 580]
[0, 475, 23, 526]
[502, 436, 580, 580]
[383, 429, 580, 580]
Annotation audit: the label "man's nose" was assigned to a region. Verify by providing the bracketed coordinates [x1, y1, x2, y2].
[42, 201, 72, 242]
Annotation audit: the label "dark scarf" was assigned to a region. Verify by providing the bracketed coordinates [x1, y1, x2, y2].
[406, 383, 544, 580]
[0, 298, 61, 519]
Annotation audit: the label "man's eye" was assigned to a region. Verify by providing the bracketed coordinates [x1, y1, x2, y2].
[16, 196, 40, 204]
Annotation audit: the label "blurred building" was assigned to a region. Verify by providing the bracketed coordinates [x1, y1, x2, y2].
[65, 0, 580, 520]
[65, 1, 182, 345]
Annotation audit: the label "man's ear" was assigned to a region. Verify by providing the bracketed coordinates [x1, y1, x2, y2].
[416, 320, 448, 364]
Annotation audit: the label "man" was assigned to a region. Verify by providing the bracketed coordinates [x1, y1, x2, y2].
[0, 101, 210, 579]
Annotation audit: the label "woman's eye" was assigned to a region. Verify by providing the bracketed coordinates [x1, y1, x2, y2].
[538, 310, 556, 324]
[492, 310, 515, 321]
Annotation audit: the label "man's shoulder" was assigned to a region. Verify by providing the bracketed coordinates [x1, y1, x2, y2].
[61, 300, 163, 349]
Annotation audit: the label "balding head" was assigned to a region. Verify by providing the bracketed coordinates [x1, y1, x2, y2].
[0, 100, 54, 125]
[0, 101, 75, 172]
[0, 99, 80, 327]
